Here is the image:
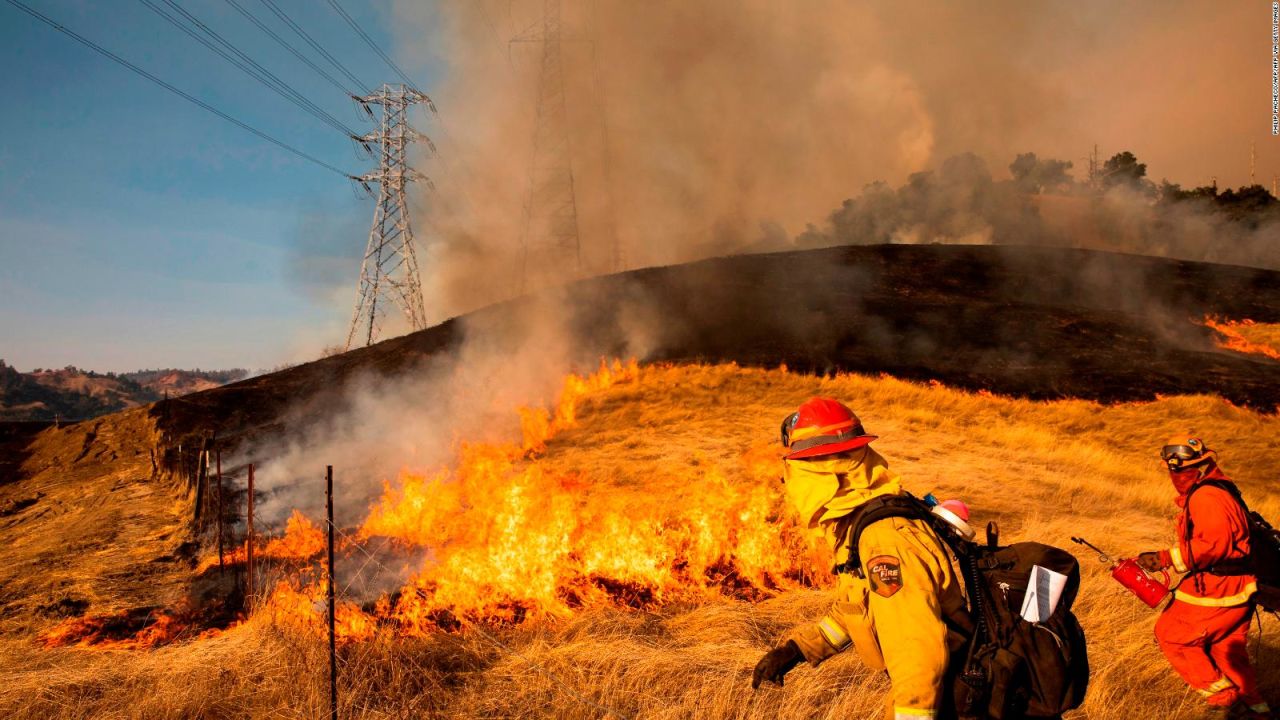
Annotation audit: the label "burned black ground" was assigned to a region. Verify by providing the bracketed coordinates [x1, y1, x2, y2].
[158, 244, 1280, 447]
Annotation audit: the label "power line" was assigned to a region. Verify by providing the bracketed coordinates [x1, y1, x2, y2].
[256, 0, 367, 92]
[3, 0, 354, 178]
[221, 0, 359, 99]
[335, 5, 503, 255]
[156, 0, 359, 137]
[137, 0, 361, 140]
[325, 0, 470, 203]
[475, 0, 507, 62]
[323, 0, 418, 88]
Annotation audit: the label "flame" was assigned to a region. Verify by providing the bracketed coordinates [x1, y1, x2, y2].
[58, 359, 814, 648]
[49, 350, 1280, 651]
[195, 509, 325, 574]
[521, 358, 639, 453]
[259, 579, 378, 643]
[373, 461, 803, 629]
[260, 510, 327, 559]
[259, 359, 811, 637]
[39, 606, 226, 649]
[1203, 316, 1280, 360]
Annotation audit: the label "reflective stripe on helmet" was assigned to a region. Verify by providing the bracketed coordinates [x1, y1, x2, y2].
[789, 419, 857, 444]
[787, 425, 868, 454]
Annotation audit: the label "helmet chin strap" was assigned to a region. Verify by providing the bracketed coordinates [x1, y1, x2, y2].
[1196, 450, 1218, 475]
[1196, 459, 1217, 480]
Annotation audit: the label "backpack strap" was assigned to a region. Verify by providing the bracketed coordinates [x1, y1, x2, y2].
[830, 494, 934, 577]
[1193, 479, 1246, 507]
[1183, 479, 1251, 577]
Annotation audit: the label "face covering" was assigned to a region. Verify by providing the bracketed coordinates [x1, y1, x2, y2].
[782, 446, 901, 529]
[1169, 459, 1222, 496]
[1169, 467, 1201, 495]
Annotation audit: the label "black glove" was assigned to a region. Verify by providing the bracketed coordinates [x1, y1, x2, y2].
[1136, 551, 1168, 572]
[751, 640, 804, 689]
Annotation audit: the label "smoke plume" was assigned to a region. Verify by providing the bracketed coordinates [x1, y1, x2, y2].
[255, 0, 1280, 527]
[795, 152, 1280, 271]
[384, 0, 1274, 320]
[238, 280, 664, 532]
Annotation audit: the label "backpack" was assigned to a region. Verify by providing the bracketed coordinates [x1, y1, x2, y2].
[1185, 479, 1280, 610]
[832, 494, 1089, 720]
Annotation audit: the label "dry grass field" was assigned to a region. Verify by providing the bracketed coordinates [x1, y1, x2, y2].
[4, 358, 1280, 719]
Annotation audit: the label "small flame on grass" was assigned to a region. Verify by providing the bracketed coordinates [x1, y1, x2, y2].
[1203, 316, 1280, 361]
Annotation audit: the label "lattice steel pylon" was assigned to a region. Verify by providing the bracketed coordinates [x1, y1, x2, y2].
[346, 83, 435, 349]
[513, 0, 582, 294]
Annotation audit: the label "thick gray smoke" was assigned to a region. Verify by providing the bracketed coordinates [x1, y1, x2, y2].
[378, 0, 1275, 324]
[794, 153, 1041, 249]
[236, 281, 664, 532]
[255, 0, 1279, 527]
[794, 153, 1280, 270]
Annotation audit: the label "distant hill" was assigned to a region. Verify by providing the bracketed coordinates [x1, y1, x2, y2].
[0, 362, 247, 421]
[120, 368, 246, 396]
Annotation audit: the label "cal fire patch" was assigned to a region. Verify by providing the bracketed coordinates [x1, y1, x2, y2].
[867, 555, 903, 597]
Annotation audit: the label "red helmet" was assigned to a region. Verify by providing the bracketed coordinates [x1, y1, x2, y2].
[781, 397, 878, 460]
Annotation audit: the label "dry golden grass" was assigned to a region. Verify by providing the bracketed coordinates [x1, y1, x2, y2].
[0, 408, 193, 634]
[1230, 321, 1280, 356]
[5, 363, 1280, 719]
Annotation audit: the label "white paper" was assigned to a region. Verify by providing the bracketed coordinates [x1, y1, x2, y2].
[1020, 565, 1069, 622]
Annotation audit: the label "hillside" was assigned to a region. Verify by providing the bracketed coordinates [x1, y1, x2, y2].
[125, 242, 1280, 453]
[5, 364, 1280, 719]
[0, 363, 247, 422]
[2, 244, 1280, 719]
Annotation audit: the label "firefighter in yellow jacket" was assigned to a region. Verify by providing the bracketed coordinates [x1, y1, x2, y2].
[751, 397, 968, 720]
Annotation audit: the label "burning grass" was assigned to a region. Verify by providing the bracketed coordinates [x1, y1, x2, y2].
[35, 602, 238, 650]
[7, 361, 1280, 718]
[1204, 317, 1280, 361]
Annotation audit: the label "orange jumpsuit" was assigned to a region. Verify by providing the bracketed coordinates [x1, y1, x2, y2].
[1154, 468, 1261, 709]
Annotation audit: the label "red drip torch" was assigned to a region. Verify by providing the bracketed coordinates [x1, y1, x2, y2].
[1071, 536, 1171, 608]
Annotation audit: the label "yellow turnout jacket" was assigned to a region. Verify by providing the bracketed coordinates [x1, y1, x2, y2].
[783, 449, 968, 720]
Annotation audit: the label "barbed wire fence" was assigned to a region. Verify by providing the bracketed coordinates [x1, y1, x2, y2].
[222, 461, 635, 720]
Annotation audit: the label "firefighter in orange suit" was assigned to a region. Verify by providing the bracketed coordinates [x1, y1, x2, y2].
[751, 397, 968, 720]
[1137, 437, 1272, 719]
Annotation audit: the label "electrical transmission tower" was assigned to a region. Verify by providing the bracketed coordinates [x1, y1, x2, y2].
[513, 0, 582, 293]
[347, 83, 435, 349]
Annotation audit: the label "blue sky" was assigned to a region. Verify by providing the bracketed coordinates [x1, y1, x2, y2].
[0, 0, 440, 372]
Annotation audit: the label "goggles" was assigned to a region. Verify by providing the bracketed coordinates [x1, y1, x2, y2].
[1161, 442, 1206, 468]
[780, 412, 799, 447]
